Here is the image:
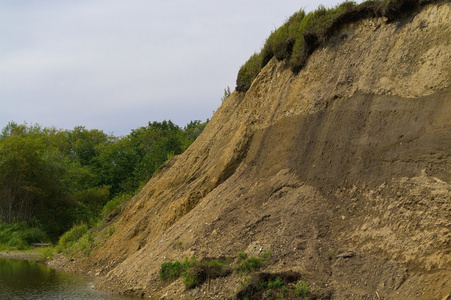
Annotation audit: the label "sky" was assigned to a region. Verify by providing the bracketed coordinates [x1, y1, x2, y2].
[1, 0, 342, 136]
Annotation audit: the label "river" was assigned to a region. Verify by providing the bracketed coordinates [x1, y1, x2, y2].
[0, 258, 140, 299]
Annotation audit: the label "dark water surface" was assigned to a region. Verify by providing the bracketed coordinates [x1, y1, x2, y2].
[0, 258, 139, 300]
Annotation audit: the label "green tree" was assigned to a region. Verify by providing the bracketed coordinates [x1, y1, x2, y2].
[0, 127, 77, 237]
[92, 136, 138, 197]
[67, 126, 109, 166]
[181, 120, 208, 150]
[0, 119, 208, 243]
[130, 120, 184, 184]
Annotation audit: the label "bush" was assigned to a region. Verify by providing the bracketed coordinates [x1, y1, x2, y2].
[236, 0, 434, 92]
[7, 237, 26, 250]
[22, 227, 48, 244]
[159, 256, 197, 282]
[221, 86, 232, 102]
[237, 256, 263, 272]
[39, 246, 55, 261]
[267, 277, 283, 289]
[102, 193, 132, 217]
[160, 260, 185, 281]
[237, 251, 247, 261]
[296, 280, 309, 296]
[160, 256, 231, 289]
[236, 271, 302, 299]
[76, 231, 95, 256]
[0, 222, 49, 250]
[236, 53, 263, 92]
[236, 250, 272, 273]
[182, 272, 199, 289]
[56, 223, 88, 252]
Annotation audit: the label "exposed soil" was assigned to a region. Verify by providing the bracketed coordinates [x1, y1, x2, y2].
[51, 3, 451, 299]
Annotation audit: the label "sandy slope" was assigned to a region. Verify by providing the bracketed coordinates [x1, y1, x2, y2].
[53, 3, 451, 299]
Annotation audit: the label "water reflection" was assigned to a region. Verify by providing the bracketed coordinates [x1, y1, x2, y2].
[0, 258, 138, 299]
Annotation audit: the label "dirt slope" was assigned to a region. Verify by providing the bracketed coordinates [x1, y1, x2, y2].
[56, 3, 451, 299]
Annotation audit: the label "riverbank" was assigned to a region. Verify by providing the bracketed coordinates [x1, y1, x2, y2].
[0, 249, 42, 260]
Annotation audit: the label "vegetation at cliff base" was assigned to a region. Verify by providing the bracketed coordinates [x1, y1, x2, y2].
[160, 251, 274, 290]
[160, 256, 232, 290]
[0, 119, 207, 249]
[236, 0, 444, 92]
[236, 250, 272, 273]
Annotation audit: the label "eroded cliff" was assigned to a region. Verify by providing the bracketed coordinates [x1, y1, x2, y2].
[54, 3, 451, 299]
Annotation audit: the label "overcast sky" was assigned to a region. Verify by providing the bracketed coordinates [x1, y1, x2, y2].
[1, 0, 342, 136]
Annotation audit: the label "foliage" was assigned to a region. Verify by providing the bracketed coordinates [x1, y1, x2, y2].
[102, 192, 133, 217]
[267, 277, 283, 289]
[236, 53, 263, 92]
[56, 223, 88, 253]
[39, 246, 56, 261]
[107, 224, 116, 236]
[0, 128, 75, 237]
[221, 86, 232, 102]
[237, 273, 308, 300]
[0, 222, 49, 250]
[238, 250, 247, 261]
[160, 256, 198, 282]
[55, 223, 101, 257]
[73, 230, 95, 256]
[160, 260, 186, 281]
[127, 120, 184, 187]
[0, 119, 207, 243]
[261, 9, 307, 66]
[182, 120, 208, 150]
[73, 185, 110, 226]
[236, 0, 438, 92]
[259, 277, 288, 300]
[236, 250, 272, 273]
[296, 280, 309, 296]
[160, 256, 231, 290]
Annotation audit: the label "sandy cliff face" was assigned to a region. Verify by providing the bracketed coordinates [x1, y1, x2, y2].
[64, 3, 451, 299]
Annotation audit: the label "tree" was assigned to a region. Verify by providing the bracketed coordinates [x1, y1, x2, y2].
[182, 120, 208, 150]
[0, 119, 208, 241]
[67, 126, 109, 166]
[130, 120, 183, 184]
[92, 136, 138, 197]
[0, 129, 78, 236]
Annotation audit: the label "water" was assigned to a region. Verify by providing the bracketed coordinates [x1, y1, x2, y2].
[0, 258, 139, 300]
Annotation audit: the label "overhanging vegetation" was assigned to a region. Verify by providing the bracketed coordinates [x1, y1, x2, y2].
[236, 0, 446, 92]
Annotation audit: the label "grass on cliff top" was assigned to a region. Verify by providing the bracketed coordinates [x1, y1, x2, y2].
[236, 0, 443, 92]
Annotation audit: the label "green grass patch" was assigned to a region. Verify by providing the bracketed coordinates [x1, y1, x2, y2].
[160, 259, 188, 281]
[296, 280, 309, 297]
[39, 246, 56, 261]
[236, 250, 272, 273]
[160, 256, 198, 282]
[160, 256, 231, 290]
[55, 223, 88, 253]
[236, 272, 309, 300]
[102, 192, 132, 217]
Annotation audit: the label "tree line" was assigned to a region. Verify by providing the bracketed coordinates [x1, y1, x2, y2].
[0, 120, 207, 240]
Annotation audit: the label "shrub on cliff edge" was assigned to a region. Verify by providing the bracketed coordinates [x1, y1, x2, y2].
[236, 0, 439, 92]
